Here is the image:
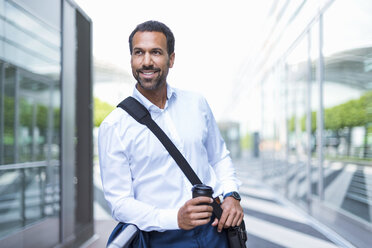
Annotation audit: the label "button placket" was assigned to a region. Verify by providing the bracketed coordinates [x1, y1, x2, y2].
[163, 110, 184, 152]
[161, 110, 191, 189]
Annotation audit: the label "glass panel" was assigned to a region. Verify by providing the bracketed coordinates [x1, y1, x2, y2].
[0, 166, 60, 238]
[51, 82, 60, 160]
[0, 62, 3, 164]
[18, 96, 33, 162]
[24, 167, 59, 223]
[18, 73, 50, 162]
[4, 21, 59, 62]
[0, 0, 61, 240]
[323, 0, 372, 224]
[0, 18, 3, 58]
[5, 1, 60, 47]
[3, 66, 15, 165]
[286, 37, 308, 205]
[274, 65, 288, 195]
[260, 67, 288, 194]
[261, 72, 276, 185]
[0, 169, 23, 237]
[310, 22, 319, 197]
[0, 67, 61, 239]
[3, 1, 60, 78]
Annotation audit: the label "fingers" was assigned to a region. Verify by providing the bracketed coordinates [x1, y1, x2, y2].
[178, 197, 214, 230]
[217, 209, 228, 232]
[236, 211, 244, 226]
[217, 209, 237, 232]
[184, 203, 213, 214]
[217, 198, 244, 232]
[211, 217, 218, 227]
[191, 211, 212, 220]
[191, 196, 213, 205]
[224, 210, 235, 227]
[178, 197, 244, 231]
[231, 210, 243, 227]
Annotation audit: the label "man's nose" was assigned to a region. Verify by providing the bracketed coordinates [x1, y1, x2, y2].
[143, 53, 153, 66]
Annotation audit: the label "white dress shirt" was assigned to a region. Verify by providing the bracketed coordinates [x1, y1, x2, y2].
[98, 84, 240, 232]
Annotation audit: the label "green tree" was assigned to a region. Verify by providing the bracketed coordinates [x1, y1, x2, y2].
[94, 97, 115, 127]
[19, 99, 33, 128]
[37, 104, 48, 132]
[288, 116, 295, 133]
[285, 91, 371, 158]
[240, 132, 252, 150]
[300, 111, 317, 133]
[4, 96, 15, 144]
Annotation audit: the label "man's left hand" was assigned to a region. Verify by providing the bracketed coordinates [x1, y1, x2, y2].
[211, 197, 244, 232]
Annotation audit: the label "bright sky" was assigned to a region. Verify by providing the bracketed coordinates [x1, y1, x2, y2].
[75, 0, 270, 120]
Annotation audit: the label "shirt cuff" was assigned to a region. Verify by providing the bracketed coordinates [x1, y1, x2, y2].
[223, 183, 239, 196]
[157, 209, 180, 231]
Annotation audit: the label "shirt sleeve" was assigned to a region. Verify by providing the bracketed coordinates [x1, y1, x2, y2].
[98, 121, 179, 232]
[201, 97, 241, 195]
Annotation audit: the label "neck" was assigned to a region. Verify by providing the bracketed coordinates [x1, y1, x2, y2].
[136, 83, 168, 109]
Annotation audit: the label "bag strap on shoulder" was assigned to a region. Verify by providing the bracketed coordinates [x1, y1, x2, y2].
[117, 96, 223, 218]
[118, 97, 151, 125]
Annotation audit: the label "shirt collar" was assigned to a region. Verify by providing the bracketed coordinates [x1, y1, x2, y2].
[132, 84, 176, 112]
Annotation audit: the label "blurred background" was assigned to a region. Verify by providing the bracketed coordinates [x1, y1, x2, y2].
[0, 0, 371, 247]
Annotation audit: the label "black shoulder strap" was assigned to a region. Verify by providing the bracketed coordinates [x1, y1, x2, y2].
[117, 96, 222, 218]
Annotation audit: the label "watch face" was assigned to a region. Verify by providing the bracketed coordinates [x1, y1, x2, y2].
[232, 192, 241, 201]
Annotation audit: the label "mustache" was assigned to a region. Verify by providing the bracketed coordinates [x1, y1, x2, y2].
[137, 65, 160, 71]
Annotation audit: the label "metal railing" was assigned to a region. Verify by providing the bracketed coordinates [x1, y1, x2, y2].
[0, 162, 60, 237]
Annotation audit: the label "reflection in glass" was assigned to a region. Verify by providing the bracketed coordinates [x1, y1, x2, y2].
[51, 83, 60, 161]
[261, 72, 278, 187]
[0, 169, 22, 237]
[18, 74, 51, 162]
[3, 66, 16, 164]
[5, 1, 60, 46]
[0, 166, 60, 238]
[0, 62, 2, 164]
[323, 0, 372, 224]
[310, 22, 319, 197]
[3, 0, 60, 78]
[0, 0, 61, 239]
[285, 37, 309, 206]
[0, 64, 61, 238]
[276, 63, 288, 195]
[250, 0, 372, 235]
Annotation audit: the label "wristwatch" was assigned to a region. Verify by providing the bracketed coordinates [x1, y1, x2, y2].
[223, 191, 241, 201]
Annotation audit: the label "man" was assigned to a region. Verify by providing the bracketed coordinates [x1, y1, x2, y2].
[98, 20, 243, 247]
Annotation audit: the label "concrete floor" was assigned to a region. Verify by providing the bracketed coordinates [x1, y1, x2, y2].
[84, 158, 355, 248]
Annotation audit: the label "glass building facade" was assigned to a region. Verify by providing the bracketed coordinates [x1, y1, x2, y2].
[238, 0, 372, 247]
[0, 0, 93, 247]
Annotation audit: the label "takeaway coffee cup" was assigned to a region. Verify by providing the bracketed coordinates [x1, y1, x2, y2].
[192, 184, 213, 205]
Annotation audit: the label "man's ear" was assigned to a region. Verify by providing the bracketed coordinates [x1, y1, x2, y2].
[169, 52, 175, 68]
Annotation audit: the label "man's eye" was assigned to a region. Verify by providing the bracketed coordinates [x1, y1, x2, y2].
[152, 51, 161, 55]
[134, 50, 142, 55]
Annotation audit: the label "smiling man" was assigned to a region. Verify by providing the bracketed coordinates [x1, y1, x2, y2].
[131, 31, 174, 92]
[98, 20, 243, 247]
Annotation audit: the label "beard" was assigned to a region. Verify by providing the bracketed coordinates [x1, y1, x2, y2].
[134, 65, 168, 91]
[136, 73, 164, 90]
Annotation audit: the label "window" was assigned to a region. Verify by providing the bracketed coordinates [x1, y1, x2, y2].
[322, 0, 372, 224]
[0, 0, 61, 239]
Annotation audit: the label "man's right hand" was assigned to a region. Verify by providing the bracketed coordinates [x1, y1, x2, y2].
[177, 197, 213, 230]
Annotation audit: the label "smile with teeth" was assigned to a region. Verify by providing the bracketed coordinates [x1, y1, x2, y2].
[140, 70, 159, 78]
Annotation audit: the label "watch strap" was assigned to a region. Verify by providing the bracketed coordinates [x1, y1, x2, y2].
[224, 191, 241, 201]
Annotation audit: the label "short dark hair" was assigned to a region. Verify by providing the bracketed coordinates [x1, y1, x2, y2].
[129, 20, 175, 56]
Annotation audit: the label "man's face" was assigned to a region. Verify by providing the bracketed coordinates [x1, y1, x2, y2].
[131, 31, 175, 91]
